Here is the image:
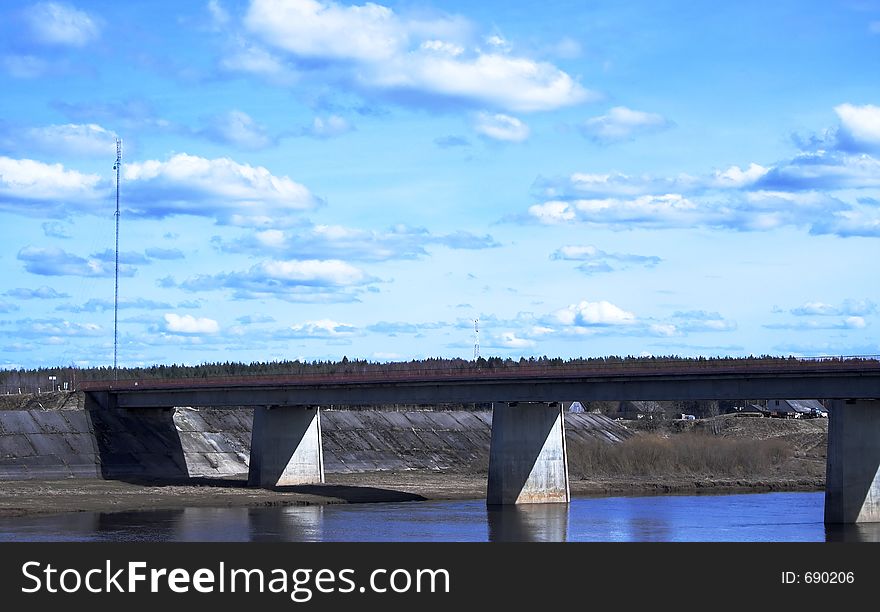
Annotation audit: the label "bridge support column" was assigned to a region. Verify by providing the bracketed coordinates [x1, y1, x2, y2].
[825, 399, 880, 523]
[248, 406, 324, 488]
[487, 401, 570, 505]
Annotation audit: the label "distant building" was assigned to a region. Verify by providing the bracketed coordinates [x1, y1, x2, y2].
[766, 399, 828, 418]
[567, 401, 585, 413]
[734, 404, 770, 417]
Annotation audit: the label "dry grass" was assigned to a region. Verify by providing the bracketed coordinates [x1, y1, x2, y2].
[567, 432, 791, 479]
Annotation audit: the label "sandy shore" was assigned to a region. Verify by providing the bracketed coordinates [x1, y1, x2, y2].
[0, 471, 824, 518]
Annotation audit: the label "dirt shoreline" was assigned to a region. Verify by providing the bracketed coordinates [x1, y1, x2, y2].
[0, 471, 824, 519]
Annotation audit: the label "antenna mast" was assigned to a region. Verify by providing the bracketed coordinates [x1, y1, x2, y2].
[473, 317, 480, 361]
[113, 138, 121, 379]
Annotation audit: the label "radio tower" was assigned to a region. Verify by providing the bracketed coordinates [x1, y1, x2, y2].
[473, 318, 480, 361]
[113, 138, 122, 380]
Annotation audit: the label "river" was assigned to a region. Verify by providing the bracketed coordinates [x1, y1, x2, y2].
[1, 492, 877, 542]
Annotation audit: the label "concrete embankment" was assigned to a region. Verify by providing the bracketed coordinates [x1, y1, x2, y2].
[0, 392, 632, 481]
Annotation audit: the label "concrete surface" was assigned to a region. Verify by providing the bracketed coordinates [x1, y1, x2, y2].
[825, 399, 880, 523]
[247, 406, 324, 488]
[486, 402, 570, 505]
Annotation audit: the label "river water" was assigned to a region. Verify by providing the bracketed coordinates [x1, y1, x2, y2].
[1, 492, 878, 542]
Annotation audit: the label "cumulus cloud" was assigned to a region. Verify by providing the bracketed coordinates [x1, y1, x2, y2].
[4, 286, 69, 300]
[176, 258, 375, 302]
[524, 132, 880, 236]
[302, 114, 353, 138]
[473, 112, 529, 142]
[42, 221, 72, 239]
[198, 110, 275, 150]
[24, 2, 101, 47]
[764, 318, 867, 331]
[241, 0, 591, 112]
[489, 331, 536, 349]
[219, 37, 299, 85]
[286, 319, 357, 338]
[554, 300, 636, 326]
[0, 151, 320, 226]
[0, 318, 103, 339]
[790, 299, 876, 317]
[0, 123, 118, 158]
[550, 245, 660, 274]
[17, 246, 136, 277]
[123, 153, 319, 225]
[216, 222, 499, 261]
[835, 103, 880, 151]
[580, 107, 672, 143]
[0, 156, 103, 213]
[163, 313, 220, 335]
[669, 310, 737, 332]
[57, 297, 174, 313]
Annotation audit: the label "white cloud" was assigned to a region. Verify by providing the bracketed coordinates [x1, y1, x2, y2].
[208, 0, 231, 27]
[527, 201, 576, 224]
[711, 163, 769, 188]
[219, 222, 498, 261]
[473, 112, 529, 142]
[176, 257, 375, 302]
[494, 331, 536, 349]
[553, 245, 599, 259]
[123, 153, 319, 224]
[369, 52, 589, 112]
[163, 313, 220, 334]
[420, 40, 464, 56]
[200, 110, 274, 150]
[790, 299, 876, 317]
[835, 103, 880, 149]
[25, 2, 100, 47]
[845, 316, 867, 329]
[1, 55, 49, 78]
[288, 318, 357, 337]
[0, 156, 102, 204]
[220, 37, 298, 85]
[555, 300, 636, 326]
[245, 0, 407, 62]
[550, 244, 661, 274]
[305, 115, 353, 138]
[17, 246, 133, 277]
[259, 259, 366, 285]
[242, 0, 591, 112]
[581, 106, 671, 143]
[17, 123, 118, 157]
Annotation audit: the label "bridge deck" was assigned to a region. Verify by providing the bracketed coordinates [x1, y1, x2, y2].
[79, 360, 880, 407]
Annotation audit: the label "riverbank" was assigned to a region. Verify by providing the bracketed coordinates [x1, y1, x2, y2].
[0, 470, 824, 518]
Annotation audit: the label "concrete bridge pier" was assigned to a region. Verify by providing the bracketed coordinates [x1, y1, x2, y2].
[825, 399, 880, 523]
[248, 405, 324, 488]
[487, 401, 570, 505]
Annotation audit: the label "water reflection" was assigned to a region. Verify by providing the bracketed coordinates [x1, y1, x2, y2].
[825, 523, 880, 542]
[486, 503, 568, 542]
[0, 492, 844, 542]
[248, 506, 324, 541]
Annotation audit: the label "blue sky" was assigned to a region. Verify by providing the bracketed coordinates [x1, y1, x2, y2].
[1, 0, 880, 369]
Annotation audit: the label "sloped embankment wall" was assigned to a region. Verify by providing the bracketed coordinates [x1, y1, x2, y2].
[0, 396, 632, 480]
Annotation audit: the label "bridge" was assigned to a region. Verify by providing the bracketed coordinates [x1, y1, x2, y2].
[80, 359, 880, 524]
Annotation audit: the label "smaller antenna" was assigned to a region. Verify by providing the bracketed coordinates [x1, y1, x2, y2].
[473, 317, 480, 361]
[113, 138, 121, 380]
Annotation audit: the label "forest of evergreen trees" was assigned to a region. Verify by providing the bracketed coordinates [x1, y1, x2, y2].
[0, 353, 865, 395]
